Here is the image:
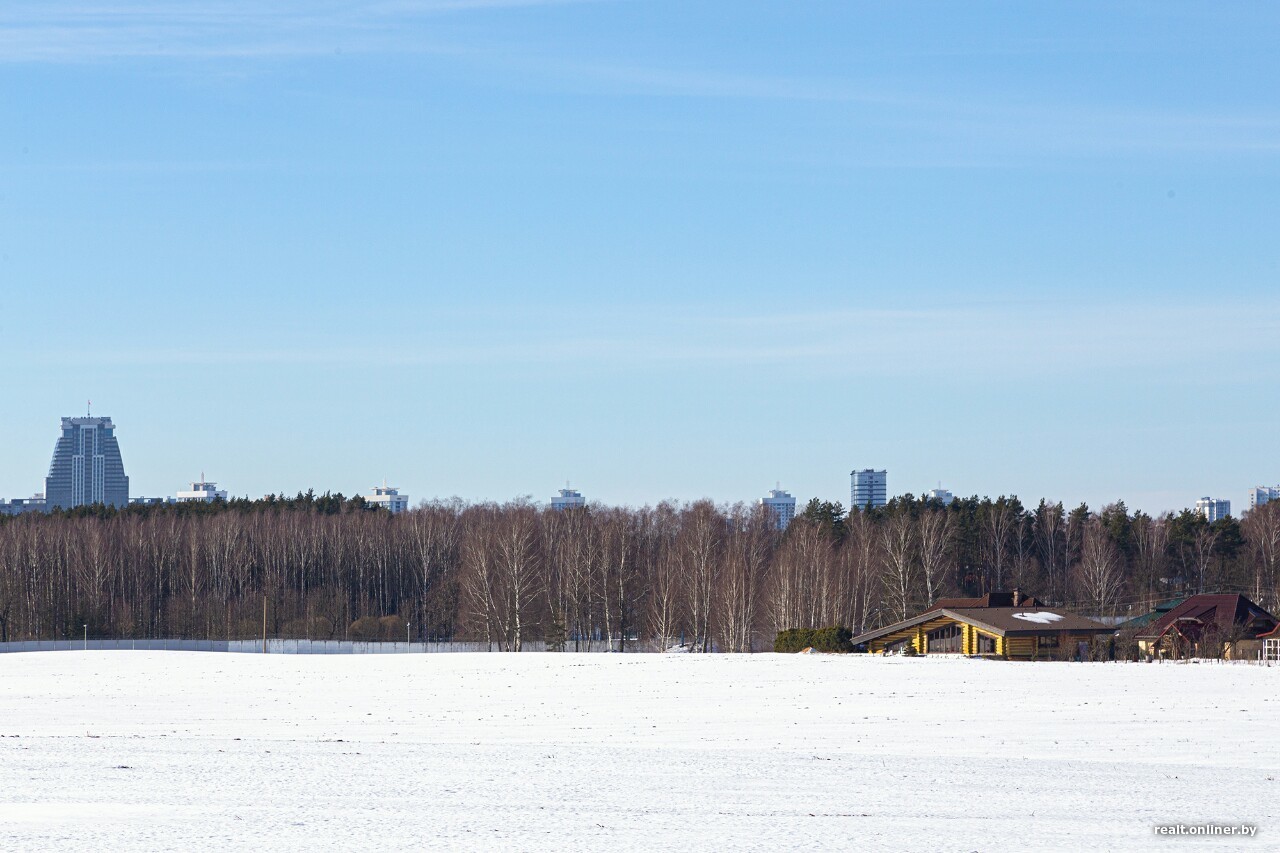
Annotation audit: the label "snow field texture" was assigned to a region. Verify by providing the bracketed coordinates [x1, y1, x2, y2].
[0, 652, 1276, 851]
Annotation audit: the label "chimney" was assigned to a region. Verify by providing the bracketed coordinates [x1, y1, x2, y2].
[1012, 587, 1022, 608]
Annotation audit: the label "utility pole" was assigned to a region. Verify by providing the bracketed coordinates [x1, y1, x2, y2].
[262, 594, 267, 654]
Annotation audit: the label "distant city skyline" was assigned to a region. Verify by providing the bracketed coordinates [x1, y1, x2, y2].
[2, 409, 1272, 516]
[2, 3, 1278, 516]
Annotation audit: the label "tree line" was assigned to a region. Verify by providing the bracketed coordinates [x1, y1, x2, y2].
[0, 490, 1276, 648]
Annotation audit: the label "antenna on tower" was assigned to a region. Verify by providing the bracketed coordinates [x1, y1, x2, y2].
[87, 399, 92, 417]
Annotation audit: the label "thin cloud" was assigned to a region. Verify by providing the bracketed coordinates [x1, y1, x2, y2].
[422, 49, 1280, 158]
[6, 4, 1277, 158]
[38, 299, 1280, 377]
[0, 0, 604, 62]
[537, 61, 1280, 156]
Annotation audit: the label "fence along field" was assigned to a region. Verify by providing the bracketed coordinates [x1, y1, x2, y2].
[0, 639, 571, 654]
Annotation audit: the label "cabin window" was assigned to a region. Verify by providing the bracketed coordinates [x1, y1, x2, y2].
[1038, 635, 1059, 649]
[884, 637, 912, 654]
[977, 634, 996, 654]
[926, 624, 963, 653]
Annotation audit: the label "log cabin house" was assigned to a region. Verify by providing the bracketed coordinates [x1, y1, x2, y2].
[853, 594, 1112, 660]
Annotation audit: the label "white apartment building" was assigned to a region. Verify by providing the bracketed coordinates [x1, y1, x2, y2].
[367, 484, 409, 513]
[176, 476, 228, 503]
[551, 488, 586, 511]
[1195, 497, 1231, 523]
[850, 469, 887, 510]
[760, 488, 797, 530]
[926, 487, 955, 506]
[1250, 486, 1280, 511]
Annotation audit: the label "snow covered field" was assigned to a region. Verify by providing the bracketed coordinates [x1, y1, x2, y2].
[0, 653, 1275, 852]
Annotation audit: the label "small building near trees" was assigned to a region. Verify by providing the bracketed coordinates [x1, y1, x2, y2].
[1133, 594, 1277, 660]
[853, 594, 1112, 660]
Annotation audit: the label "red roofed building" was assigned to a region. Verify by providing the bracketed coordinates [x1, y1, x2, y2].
[1134, 594, 1277, 660]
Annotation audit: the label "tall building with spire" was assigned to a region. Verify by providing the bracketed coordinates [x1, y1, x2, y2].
[551, 486, 585, 511]
[177, 475, 228, 503]
[45, 414, 129, 509]
[366, 482, 409, 513]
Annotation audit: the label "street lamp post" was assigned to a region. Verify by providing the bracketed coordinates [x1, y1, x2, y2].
[83, 624, 87, 651]
[406, 621, 411, 652]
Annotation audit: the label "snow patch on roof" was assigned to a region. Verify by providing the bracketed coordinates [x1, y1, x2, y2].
[1012, 611, 1066, 625]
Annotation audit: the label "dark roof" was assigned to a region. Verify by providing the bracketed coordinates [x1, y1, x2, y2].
[1114, 598, 1187, 631]
[924, 591, 1043, 613]
[1134, 595, 1277, 641]
[943, 608, 1113, 636]
[852, 606, 1112, 646]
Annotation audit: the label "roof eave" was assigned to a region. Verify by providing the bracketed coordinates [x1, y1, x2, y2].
[850, 610, 964, 645]
[938, 609, 1007, 638]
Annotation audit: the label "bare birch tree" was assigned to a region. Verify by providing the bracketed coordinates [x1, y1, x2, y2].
[917, 507, 953, 607]
[1077, 517, 1124, 617]
[879, 510, 917, 622]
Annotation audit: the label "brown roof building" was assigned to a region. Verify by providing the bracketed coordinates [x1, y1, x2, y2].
[1134, 594, 1277, 659]
[853, 594, 1111, 660]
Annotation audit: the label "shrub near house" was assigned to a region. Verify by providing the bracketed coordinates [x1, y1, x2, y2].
[774, 626, 854, 653]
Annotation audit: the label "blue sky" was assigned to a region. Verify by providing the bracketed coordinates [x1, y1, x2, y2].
[2, 1, 1278, 514]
